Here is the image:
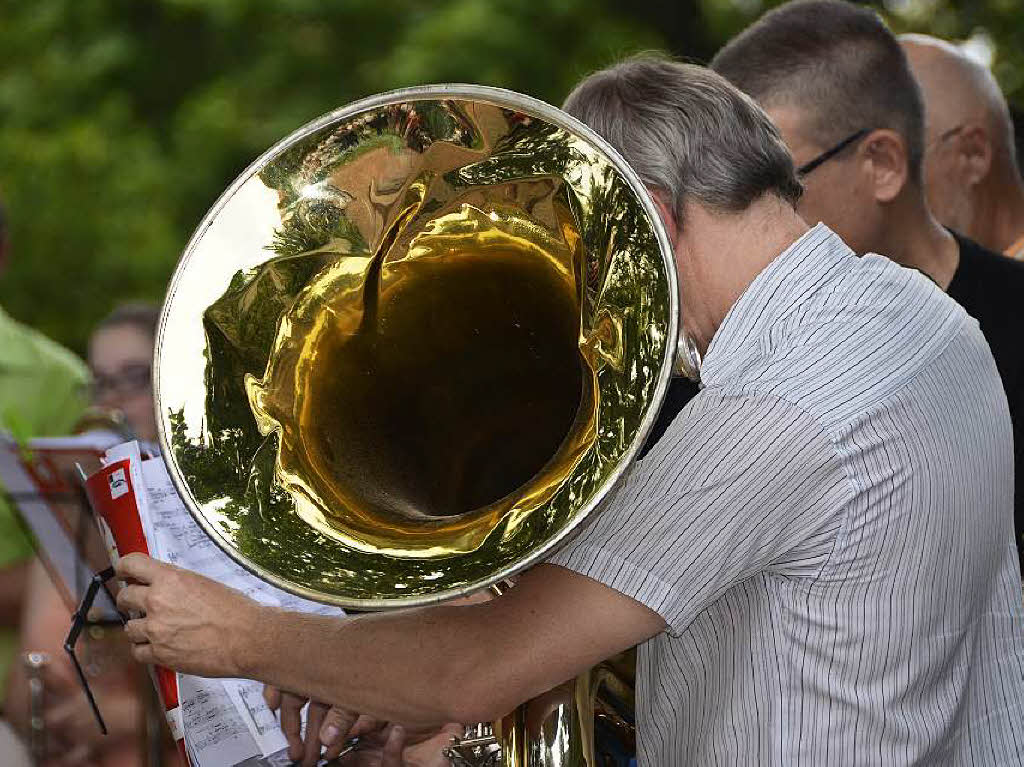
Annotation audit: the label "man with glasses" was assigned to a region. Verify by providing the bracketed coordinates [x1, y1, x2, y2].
[712, 0, 1024, 571]
[901, 34, 1024, 261]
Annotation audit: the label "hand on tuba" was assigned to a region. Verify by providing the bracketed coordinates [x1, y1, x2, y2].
[265, 684, 464, 767]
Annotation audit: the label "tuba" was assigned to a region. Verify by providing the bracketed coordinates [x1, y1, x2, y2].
[154, 85, 691, 765]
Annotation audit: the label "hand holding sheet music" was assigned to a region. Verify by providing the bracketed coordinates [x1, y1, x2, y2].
[86, 442, 346, 767]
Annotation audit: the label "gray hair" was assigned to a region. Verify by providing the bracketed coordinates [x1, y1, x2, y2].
[562, 53, 802, 222]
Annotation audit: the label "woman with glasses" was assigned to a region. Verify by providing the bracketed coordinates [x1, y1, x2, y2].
[88, 304, 160, 447]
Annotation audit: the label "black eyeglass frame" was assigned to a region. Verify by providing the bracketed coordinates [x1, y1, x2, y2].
[89, 363, 153, 400]
[797, 128, 871, 177]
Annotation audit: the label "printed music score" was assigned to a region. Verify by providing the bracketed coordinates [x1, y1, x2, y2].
[91, 442, 345, 767]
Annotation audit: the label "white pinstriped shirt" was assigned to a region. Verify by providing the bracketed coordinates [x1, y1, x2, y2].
[550, 224, 1024, 765]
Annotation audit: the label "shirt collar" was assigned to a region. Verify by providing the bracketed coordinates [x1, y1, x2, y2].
[698, 223, 854, 386]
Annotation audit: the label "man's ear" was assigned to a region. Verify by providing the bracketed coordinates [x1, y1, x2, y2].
[861, 129, 910, 204]
[649, 190, 680, 242]
[954, 123, 993, 187]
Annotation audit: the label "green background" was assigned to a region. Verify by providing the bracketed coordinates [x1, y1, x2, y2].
[1, 0, 1019, 355]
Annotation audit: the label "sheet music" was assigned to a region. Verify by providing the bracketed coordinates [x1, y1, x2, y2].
[224, 678, 291, 757]
[179, 674, 261, 766]
[139, 457, 343, 613]
[114, 448, 346, 764]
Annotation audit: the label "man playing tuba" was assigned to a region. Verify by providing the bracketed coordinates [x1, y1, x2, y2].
[114, 57, 1024, 766]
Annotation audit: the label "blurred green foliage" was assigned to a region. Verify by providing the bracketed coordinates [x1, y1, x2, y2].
[0, 0, 1020, 355]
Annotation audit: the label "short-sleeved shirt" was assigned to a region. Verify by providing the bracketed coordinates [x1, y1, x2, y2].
[0, 305, 89, 565]
[550, 224, 1024, 765]
[0, 305, 88, 693]
[946, 232, 1024, 569]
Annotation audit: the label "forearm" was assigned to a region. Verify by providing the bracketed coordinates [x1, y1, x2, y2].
[118, 557, 664, 728]
[241, 601, 526, 728]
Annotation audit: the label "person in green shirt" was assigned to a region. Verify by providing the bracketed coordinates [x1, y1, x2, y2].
[0, 200, 90, 695]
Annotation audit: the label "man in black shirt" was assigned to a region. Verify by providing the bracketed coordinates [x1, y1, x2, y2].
[711, 0, 1024, 568]
[947, 234, 1024, 530]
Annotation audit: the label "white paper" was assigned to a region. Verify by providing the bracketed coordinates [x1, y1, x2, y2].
[29, 430, 125, 451]
[224, 678, 290, 756]
[138, 456, 345, 613]
[179, 674, 261, 766]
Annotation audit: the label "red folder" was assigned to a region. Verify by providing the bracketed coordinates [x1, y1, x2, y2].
[85, 460, 190, 766]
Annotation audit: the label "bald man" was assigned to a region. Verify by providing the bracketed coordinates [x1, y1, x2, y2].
[901, 34, 1024, 261]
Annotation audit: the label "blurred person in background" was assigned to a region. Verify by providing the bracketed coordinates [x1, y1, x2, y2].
[711, 0, 1024, 572]
[0, 197, 89, 765]
[86, 303, 160, 446]
[900, 34, 1024, 261]
[4, 303, 172, 767]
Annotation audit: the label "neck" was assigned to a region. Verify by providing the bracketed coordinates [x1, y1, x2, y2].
[682, 196, 809, 353]
[878, 192, 960, 289]
[973, 175, 1024, 254]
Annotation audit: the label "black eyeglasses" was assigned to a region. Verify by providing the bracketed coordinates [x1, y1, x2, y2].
[797, 128, 871, 177]
[90, 363, 151, 400]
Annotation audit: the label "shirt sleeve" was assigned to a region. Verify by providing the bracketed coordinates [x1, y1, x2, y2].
[547, 390, 854, 635]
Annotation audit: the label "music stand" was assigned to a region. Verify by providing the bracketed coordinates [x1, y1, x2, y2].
[0, 459, 126, 736]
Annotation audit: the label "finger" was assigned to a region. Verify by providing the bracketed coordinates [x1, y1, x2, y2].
[336, 725, 397, 767]
[380, 724, 405, 767]
[263, 684, 281, 711]
[321, 708, 362, 760]
[399, 724, 465, 767]
[279, 692, 306, 762]
[438, 722, 465, 741]
[346, 713, 381, 738]
[130, 642, 156, 665]
[115, 552, 160, 584]
[115, 584, 149, 614]
[302, 701, 328, 767]
[123, 617, 149, 644]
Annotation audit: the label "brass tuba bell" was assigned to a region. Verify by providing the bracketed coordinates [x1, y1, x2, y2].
[154, 85, 682, 765]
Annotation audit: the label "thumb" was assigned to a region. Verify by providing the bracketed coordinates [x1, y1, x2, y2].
[381, 724, 406, 767]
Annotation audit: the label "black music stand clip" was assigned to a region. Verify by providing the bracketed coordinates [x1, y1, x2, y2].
[63, 566, 124, 735]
